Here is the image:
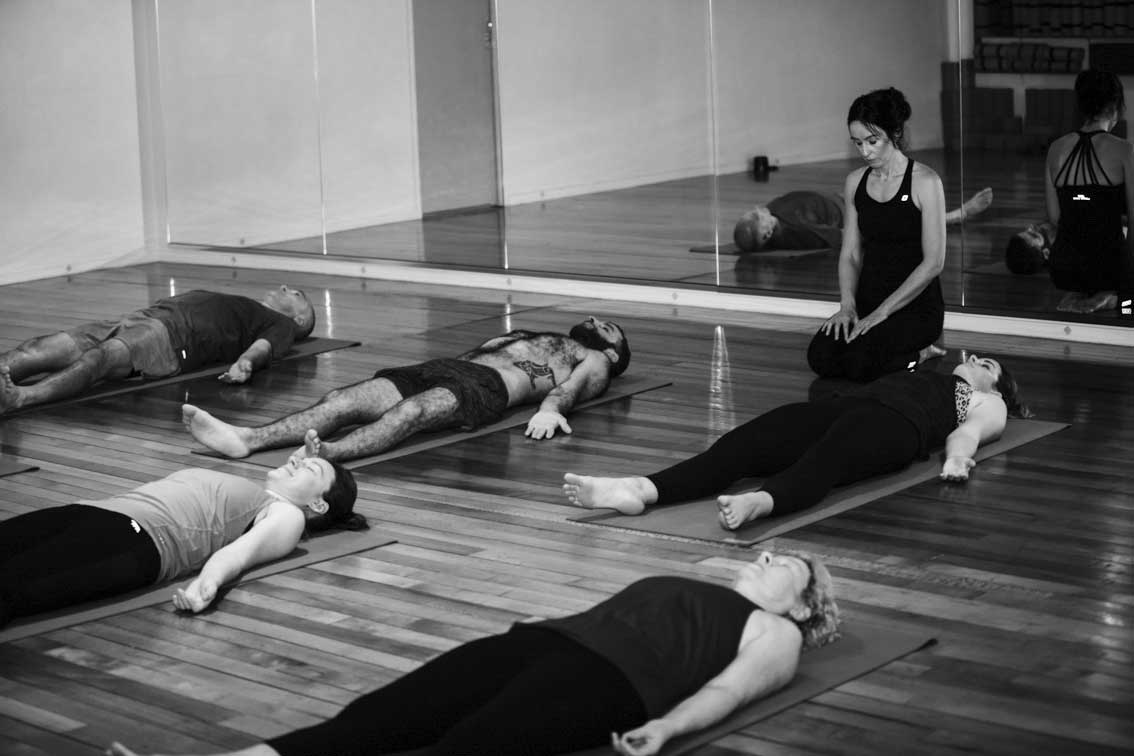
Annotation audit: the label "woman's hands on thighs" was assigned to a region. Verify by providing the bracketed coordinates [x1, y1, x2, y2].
[821, 305, 858, 342]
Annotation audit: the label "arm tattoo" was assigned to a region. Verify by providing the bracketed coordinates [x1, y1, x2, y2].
[514, 360, 557, 389]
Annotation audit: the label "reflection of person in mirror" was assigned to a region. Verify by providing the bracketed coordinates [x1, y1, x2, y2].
[806, 87, 950, 382]
[734, 187, 993, 254]
[1003, 221, 1057, 275]
[564, 354, 1027, 531]
[1043, 68, 1134, 314]
[0, 287, 315, 414]
[110, 551, 839, 756]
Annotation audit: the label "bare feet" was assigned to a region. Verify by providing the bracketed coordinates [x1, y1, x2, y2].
[1072, 291, 1117, 313]
[716, 491, 774, 531]
[289, 428, 324, 461]
[960, 187, 993, 219]
[182, 404, 252, 458]
[562, 473, 657, 515]
[0, 366, 23, 414]
[918, 343, 947, 364]
[1056, 292, 1086, 312]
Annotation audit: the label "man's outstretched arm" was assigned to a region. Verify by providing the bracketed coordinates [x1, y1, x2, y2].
[524, 351, 611, 440]
[219, 338, 273, 384]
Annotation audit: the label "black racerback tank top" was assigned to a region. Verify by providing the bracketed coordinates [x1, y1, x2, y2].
[853, 159, 944, 316]
[532, 576, 758, 717]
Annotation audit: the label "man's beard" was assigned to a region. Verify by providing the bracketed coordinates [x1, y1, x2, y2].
[570, 322, 614, 353]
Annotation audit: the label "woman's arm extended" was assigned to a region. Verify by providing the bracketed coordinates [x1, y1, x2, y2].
[172, 500, 305, 613]
[940, 393, 1008, 482]
[612, 612, 802, 756]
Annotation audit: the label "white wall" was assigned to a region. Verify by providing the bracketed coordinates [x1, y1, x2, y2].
[157, 0, 419, 248]
[0, 0, 145, 284]
[712, 0, 948, 171]
[494, 0, 714, 205]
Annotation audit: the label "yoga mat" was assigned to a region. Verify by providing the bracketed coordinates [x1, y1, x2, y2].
[196, 374, 673, 471]
[690, 242, 830, 258]
[572, 418, 1069, 547]
[570, 622, 936, 756]
[5, 337, 360, 416]
[0, 527, 396, 643]
[965, 260, 1043, 277]
[0, 457, 38, 478]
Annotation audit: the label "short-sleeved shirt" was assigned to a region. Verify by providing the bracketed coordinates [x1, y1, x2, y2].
[768, 191, 845, 250]
[142, 291, 299, 372]
[82, 469, 272, 582]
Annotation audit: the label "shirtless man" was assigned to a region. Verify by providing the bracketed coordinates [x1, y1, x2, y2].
[0, 286, 315, 414]
[183, 317, 631, 462]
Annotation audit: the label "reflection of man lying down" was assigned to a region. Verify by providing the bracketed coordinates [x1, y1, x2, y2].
[733, 187, 993, 253]
[184, 317, 631, 463]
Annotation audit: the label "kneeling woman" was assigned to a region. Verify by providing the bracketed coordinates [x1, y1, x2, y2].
[564, 354, 1025, 530]
[0, 456, 361, 626]
[111, 550, 839, 756]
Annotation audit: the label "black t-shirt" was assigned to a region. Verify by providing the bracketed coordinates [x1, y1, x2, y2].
[767, 191, 845, 251]
[142, 291, 299, 371]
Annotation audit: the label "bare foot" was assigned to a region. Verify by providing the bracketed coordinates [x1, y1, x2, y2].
[918, 343, 947, 364]
[289, 428, 324, 462]
[716, 492, 774, 531]
[182, 404, 252, 458]
[1073, 291, 1117, 313]
[562, 473, 656, 515]
[961, 187, 993, 219]
[1057, 292, 1086, 312]
[0, 366, 24, 414]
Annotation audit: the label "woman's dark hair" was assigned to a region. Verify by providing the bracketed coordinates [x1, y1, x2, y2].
[1075, 68, 1125, 121]
[1004, 233, 1046, 275]
[995, 362, 1031, 419]
[847, 87, 912, 150]
[791, 553, 840, 650]
[306, 462, 367, 533]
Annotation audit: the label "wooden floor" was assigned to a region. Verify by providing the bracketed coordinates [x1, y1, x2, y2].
[248, 148, 1132, 327]
[1, 263, 1132, 755]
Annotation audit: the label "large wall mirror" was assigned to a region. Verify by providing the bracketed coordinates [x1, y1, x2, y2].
[156, 0, 1132, 329]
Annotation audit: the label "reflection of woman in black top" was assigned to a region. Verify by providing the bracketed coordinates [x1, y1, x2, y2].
[807, 88, 948, 382]
[111, 553, 840, 756]
[1044, 68, 1134, 314]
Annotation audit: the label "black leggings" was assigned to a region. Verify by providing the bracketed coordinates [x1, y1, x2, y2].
[0, 504, 161, 626]
[807, 306, 943, 382]
[647, 397, 921, 514]
[267, 626, 647, 756]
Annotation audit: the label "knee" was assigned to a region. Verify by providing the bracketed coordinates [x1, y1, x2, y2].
[806, 334, 842, 378]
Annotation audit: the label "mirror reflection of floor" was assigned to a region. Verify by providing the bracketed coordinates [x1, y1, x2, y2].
[234, 148, 1129, 327]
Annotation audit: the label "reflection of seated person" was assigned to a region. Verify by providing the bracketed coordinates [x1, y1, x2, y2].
[734, 188, 993, 253]
[1043, 68, 1134, 314]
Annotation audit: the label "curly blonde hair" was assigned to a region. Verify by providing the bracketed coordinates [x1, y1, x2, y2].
[791, 552, 841, 649]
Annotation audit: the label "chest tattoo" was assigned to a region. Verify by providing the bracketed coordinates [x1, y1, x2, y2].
[514, 360, 557, 389]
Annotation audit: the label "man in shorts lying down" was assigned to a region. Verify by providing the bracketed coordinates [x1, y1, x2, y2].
[0, 286, 315, 414]
[182, 316, 631, 462]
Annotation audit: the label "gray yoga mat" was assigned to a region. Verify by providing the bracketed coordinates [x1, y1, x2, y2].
[0, 527, 396, 643]
[691, 242, 831, 258]
[572, 418, 1069, 547]
[5, 337, 360, 415]
[0, 457, 39, 478]
[569, 622, 936, 756]
[195, 375, 673, 471]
